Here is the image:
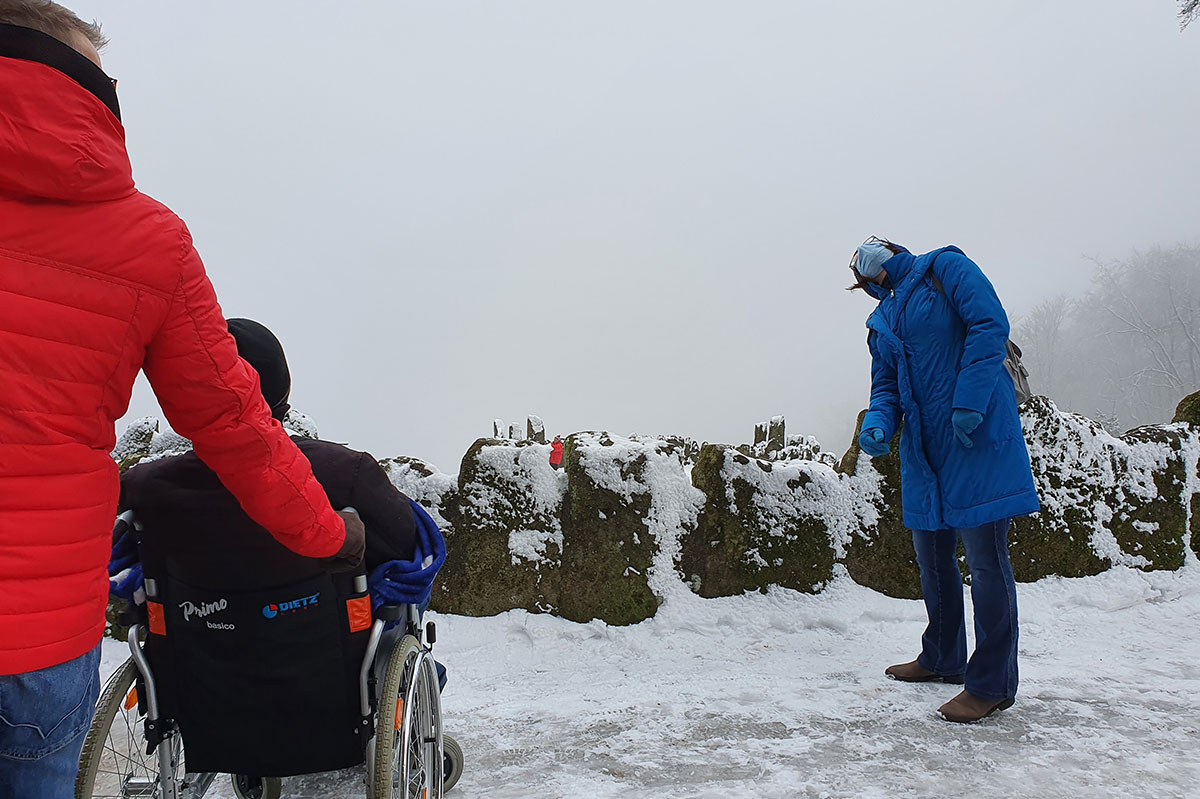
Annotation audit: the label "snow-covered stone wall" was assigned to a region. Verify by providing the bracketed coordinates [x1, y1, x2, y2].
[112, 392, 1200, 625]
[434, 438, 565, 617]
[839, 396, 1200, 598]
[427, 395, 1200, 620]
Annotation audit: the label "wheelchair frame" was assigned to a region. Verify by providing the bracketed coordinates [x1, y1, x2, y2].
[77, 512, 457, 799]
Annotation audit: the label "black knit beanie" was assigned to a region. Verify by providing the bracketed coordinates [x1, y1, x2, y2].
[226, 318, 291, 421]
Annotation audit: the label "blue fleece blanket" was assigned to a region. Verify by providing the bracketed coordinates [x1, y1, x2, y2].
[368, 501, 446, 611]
[108, 499, 446, 611]
[107, 529, 143, 602]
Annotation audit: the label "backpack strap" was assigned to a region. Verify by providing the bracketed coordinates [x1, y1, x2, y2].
[927, 251, 1033, 403]
[926, 251, 949, 299]
[923, 246, 966, 303]
[926, 256, 961, 327]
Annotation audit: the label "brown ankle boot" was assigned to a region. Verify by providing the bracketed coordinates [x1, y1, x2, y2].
[885, 660, 965, 684]
[937, 690, 1015, 723]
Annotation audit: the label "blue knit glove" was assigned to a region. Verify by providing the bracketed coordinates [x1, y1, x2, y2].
[858, 427, 889, 457]
[952, 409, 984, 448]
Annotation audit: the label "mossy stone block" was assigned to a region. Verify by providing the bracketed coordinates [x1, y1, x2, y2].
[1107, 426, 1188, 571]
[1006, 398, 1111, 580]
[556, 433, 660, 625]
[1173, 390, 1200, 427]
[840, 412, 923, 598]
[1006, 511, 1108, 581]
[682, 444, 836, 597]
[379, 455, 461, 530]
[1192, 493, 1200, 559]
[112, 417, 158, 474]
[106, 598, 131, 643]
[432, 438, 561, 616]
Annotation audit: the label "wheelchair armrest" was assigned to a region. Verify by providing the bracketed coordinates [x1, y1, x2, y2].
[376, 604, 405, 622]
[117, 602, 145, 628]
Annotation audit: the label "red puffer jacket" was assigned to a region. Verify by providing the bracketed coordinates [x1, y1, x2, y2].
[0, 31, 346, 675]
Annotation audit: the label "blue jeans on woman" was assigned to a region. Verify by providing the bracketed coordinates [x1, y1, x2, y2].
[912, 519, 1019, 701]
[0, 644, 101, 799]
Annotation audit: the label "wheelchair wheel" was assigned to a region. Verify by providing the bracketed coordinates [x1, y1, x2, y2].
[75, 657, 183, 799]
[371, 635, 444, 799]
[442, 735, 464, 793]
[231, 774, 283, 799]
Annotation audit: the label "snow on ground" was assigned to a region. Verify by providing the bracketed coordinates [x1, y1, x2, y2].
[100, 566, 1200, 798]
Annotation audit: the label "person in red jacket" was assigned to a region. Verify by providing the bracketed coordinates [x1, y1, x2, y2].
[0, 4, 362, 796]
[550, 435, 565, 469]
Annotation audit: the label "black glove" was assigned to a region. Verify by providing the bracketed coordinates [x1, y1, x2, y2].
[321, 508, 366, 573]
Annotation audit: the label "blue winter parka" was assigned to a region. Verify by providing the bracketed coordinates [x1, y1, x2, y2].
[862, 246, 1039, 531]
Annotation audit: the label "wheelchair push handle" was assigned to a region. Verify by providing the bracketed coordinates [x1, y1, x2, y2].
[112, 508, 144, 540]
[336, 507, 370, 591]
[113, 509, 135, 537]
[322, 506, 366, 574]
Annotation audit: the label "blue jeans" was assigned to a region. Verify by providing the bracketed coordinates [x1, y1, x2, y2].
[0, 644, 101, 799]
[912, 520, 1019, 701]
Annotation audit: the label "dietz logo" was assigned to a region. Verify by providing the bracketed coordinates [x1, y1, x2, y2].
[262, 593, 320, 619]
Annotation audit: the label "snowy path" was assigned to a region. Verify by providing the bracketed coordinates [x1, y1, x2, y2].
[101, 566, 1200, 798]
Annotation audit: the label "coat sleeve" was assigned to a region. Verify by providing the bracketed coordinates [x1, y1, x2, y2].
[140, 227, 346, 558]
[348, 452, 418, 570]
[862, 331, 902, 440]
[932, 252, 1011, 414]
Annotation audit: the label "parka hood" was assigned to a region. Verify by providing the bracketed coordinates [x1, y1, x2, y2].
[0, 25, 133, 202]
[864, 281, 890, 301]
[863, 251, 914, 300]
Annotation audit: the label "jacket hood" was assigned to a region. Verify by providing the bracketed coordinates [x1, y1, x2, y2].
[0, 25, 133, 202]
[863, 247, 966, 302]
[881, 250, 915, 286]
[864, 281, 889, 301]
[864, 246, 965, 320]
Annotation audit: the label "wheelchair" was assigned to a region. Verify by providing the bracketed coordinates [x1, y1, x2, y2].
[76, 511, 464, 799]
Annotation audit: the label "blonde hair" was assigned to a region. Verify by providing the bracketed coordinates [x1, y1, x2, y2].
[0, 0, 107, 51]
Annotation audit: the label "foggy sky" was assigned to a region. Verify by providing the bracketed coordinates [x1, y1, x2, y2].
[72, 0, 1200, 472]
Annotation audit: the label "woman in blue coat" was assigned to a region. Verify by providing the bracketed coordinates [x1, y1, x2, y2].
[851, 237, 1039, 723]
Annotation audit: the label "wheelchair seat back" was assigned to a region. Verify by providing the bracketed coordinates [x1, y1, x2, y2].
[132, 512, 373, 778]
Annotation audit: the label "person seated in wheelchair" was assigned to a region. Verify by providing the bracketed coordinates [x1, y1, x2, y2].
[114, 318, 446, 781]
[119, 317, 421, 591]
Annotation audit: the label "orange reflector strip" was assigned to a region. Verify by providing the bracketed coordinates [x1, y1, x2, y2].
[146, 601, 166, 636]
[124, 687, 138, 710]
[394, 697, 404, 730]
[346, 595, 372, 633]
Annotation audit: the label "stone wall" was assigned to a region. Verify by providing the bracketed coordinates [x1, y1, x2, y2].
[836, 412, 923, 598]
[111, 393, 1200, 625]
[682, 445, 847, 598]
[838, 397, 1199, 596]
[424, 396, 1199, 618]
[432, 439, 563, 616]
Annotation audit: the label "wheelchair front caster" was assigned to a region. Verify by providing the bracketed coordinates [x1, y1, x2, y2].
[231, 774, 282, 799]
[443, 735, 464, 792]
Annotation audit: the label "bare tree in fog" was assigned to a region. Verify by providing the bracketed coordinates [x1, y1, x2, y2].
[1182, 0, 1200, 30]
[1016, 244, 1200, 432]
[1012, 295, 1073, 401]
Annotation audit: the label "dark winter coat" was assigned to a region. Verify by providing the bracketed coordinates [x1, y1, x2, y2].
[862, 247, 1040, 531]
[120, 438, 417, 589]
[0, 26, 344, 675]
